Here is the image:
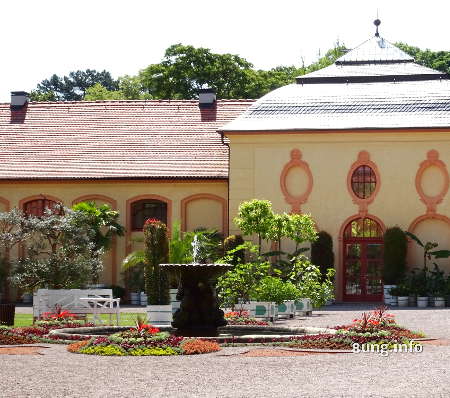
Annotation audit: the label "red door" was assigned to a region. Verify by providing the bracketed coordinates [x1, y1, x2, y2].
[343, 218, 383, 302]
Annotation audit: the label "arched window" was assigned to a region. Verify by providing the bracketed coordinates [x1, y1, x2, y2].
[131, 200, 167, 230]
[351, 165, 376, 199]
[343, 217, 383, 301]
[23, 198, 60, 217]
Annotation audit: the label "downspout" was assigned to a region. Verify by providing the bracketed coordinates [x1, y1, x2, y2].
[221, 131, 230, 237]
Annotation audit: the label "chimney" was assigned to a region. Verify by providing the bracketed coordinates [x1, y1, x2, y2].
[198, 87, 216, 109]
[11, 91, 29, 110]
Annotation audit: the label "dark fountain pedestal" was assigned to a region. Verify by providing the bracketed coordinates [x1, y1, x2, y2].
[159, 263, 232, 337]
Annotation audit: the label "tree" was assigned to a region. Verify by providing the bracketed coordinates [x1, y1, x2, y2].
[9, 205, 103, 290]
[396, 43, 450, 74]
[311, 231, 335, 280]
[234, 199, 274, 254]
[139, 44, 255, 99]
[72, 201, 125, 253]
[84, 76, 152, 101]
[33, 69, 119, 101]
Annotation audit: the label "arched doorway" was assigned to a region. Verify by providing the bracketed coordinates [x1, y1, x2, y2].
[343, 217, 384, 301]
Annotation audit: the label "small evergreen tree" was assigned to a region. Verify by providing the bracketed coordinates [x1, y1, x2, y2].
[383, 227, 408, 284]
[223, 235, 245, 265]
[311, 231, 335, 281]
[143, 219, 170, 305]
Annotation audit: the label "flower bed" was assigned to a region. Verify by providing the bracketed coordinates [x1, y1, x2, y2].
[0, 309, 95, 345]
[286, 306, 424, 350]
[224, 311, 269, 326]
[67, 317, 221, 356]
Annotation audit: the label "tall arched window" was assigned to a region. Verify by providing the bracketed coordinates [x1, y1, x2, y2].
[23, 198, 60, 217]
[343, 217, 383, 301]
[131, 200, 167, 230]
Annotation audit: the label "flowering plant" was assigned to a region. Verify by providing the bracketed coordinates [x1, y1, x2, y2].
[134, 315, 160, 335]
[41, 305, 77, 321]
[224, 311, 269, 326]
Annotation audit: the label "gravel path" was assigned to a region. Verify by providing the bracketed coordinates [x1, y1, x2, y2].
[2, 304, 450, 398]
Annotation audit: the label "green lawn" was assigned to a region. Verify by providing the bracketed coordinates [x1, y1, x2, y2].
[13, 313, 141, 327]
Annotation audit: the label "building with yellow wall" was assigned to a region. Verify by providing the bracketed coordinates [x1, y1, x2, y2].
[221, 26, 450, 301]
[1, 25, 449, 302]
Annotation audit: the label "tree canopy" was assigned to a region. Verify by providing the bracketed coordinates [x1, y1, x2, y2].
[31, 69, 119, 101]
[396, 43, 450, 74]
[30, 42, 450, 102]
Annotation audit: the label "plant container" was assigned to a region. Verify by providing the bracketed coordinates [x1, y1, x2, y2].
[170, 288, 180, 313]
[446, 295, 450, 307]
[408, 295, 417, 307]
[140, 292, 148, 306]
[130, 292, 139, 305]
[434, 297, 445, 308]
[0, 303, 15, 326]
[417, 297, 428, 308]
[250, 301, 277, 321]
[383, 285, 396, 305]
[390, 296, 398, 306]
[277, 300, 295, 318]
[397, 296, 408, 307]
[22, 293, 33, 304]
[294, 298, 312, 316]
[147, 304, 172, 325]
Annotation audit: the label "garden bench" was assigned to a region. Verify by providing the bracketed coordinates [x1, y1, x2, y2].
[33, 289, 120, 325]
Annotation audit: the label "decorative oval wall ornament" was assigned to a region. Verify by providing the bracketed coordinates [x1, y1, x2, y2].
[415, 150, 449, 214]
[280, 149, 313, 213]
[346, 151, 381, 216]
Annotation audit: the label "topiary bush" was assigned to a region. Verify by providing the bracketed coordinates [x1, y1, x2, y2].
[383, 227, 407, 284]
[143, 219, 170, 305]
[223, 234, 245, 265]
[311, 231, 334, 281]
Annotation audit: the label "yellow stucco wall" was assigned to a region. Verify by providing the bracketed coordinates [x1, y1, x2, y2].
[0, 180, 227, 287]
[226, 130, 450, 300]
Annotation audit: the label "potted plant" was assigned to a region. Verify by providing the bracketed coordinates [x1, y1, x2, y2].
[142, 219, 172, 324]
[383, 227, 407, 305]
[390, 285, 409, 307]
[249, 276, 288, 321]
[428, 264, 446, 308]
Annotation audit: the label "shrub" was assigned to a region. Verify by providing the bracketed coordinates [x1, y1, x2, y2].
[181, 339, 221, 355]
[143, 219, 170, 305]
[80, 344, 127, 356]
[383, 227, 407, 284]
[250, 276, 300, 304]
[223, 235, 245, 265]
[311, 231, 334, 280]
[128, 347, 179, 356]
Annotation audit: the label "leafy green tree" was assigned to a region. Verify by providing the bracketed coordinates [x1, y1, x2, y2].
[72, 201, 125, 253]
[234, 199, 274, 254]
[139, 44, 255, 99]
[396, 43, 450, 74]
[8, 205, 103, 290]
[285, 213, 318, 253]
[34, 69, 119, 101]
[84, 76, 152, 101]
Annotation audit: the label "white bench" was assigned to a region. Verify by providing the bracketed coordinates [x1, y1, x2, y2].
[33, 289, 121, 325]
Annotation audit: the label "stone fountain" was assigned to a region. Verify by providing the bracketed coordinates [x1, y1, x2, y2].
[159, 235, 233, 336]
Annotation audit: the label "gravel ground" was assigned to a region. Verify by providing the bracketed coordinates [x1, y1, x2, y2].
[2, 304, 450, 398]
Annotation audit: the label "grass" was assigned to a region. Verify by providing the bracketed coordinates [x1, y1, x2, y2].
[12, 313, 143, 328]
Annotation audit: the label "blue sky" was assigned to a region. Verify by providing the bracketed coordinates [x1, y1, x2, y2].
[0, 0, 449, 102]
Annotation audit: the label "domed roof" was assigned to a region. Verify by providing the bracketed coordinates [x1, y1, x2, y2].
[221, 24, 450, 133]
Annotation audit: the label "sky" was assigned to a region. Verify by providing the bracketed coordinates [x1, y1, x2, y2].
[0, 0, 449, 102]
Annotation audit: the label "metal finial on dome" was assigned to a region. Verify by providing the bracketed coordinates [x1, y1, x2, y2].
[374, 19, 381, 37]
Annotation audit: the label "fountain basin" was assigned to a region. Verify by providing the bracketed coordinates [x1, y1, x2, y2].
[49, 324, 336, 344]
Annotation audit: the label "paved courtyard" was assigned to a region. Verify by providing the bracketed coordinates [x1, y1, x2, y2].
[2, 304, 450, 398]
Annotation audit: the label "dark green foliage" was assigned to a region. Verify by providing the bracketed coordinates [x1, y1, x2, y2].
[143, 220, 170, 305]
[383, 227, 407, 284]
[108, 285, 126, 300]
[32, 69, 119, 101]
[311, 231, 334, 280]
[223, 235, 245, 265]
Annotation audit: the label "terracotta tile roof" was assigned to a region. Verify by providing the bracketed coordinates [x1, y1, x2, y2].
[0, 99, 253, 180]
